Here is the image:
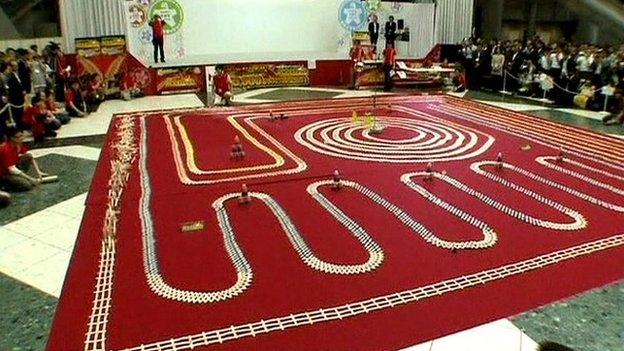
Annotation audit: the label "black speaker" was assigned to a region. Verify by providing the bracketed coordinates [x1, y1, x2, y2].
[397, 19, 404, 30]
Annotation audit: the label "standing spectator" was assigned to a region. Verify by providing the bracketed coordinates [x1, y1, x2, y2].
[491, 47, 505, 89]
[31, 55, 51, 95]
[7, 61, 26, 130]
[17, 49, 33, 94]
[48, 42, 70, 102]
[384, 16, 397, 48]
[576, 51, 592, 80]
[0, 76, 9, 139]
[368, 14, 380, 55]
[0, 127, 46, 191]
[149, 15, 167, 64]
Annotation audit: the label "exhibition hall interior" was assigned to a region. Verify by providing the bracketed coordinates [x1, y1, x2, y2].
[0, 0, 623, 350]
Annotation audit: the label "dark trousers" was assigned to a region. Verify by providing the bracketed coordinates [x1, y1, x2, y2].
[153, 37, 165, 63]
[10, 106, 23, 130]
[383, 64, 393, 91]
[370, 35, 378, 53]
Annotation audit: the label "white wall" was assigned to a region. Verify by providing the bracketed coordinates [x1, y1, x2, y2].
[184, 0, 343, 56]
[124, 0, 465, 64]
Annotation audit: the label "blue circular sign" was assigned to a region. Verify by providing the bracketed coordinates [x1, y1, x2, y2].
[339, 0, 368, 31]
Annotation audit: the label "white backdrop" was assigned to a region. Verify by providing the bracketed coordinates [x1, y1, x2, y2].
[120, 0, 474, 65]
[185, 0, 343, 56]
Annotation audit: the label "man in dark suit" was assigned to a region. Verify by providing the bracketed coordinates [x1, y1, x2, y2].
[6, 61, 25, 130]
[384, 16, 397, 49]
[368, 14, 380, 55]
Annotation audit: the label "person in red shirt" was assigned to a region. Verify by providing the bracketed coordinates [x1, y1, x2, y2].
[383, 43, 397, 91]
[45, 89, 70, 124]
[349, 40, 365, 89]
[0, 127, 46, 191]
[213, 65, 233, 106]
[25, 94, 61, 142]
[65, 79, 88, 117]
[149, 15, 167, 64]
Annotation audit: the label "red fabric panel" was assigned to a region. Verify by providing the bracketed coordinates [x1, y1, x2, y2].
[48, 96, 624, 351]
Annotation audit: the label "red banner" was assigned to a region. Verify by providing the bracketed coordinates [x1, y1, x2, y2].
[155, 66, 205, 95]
[225, 62, 309, 90]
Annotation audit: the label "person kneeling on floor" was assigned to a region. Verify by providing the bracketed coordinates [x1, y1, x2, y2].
[0, 127, 47, 191]
[24, 94, 62, 142]
[65, 79, 88, 117]
[213, 65, 233, 106]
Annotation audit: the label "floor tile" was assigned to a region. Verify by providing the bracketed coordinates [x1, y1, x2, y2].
[0, 239, 63, 277]
[556, 108, 606, 120]
[18, 251, 71, 297]
[4, 211, 74, 238]
[475, 100, 551, 112]
[33, 217, 80, 251]
[0, 154, 97, 225]
[0, 228, 28, 252]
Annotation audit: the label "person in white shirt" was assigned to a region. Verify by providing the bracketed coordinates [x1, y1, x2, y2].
[576, 52, 592, 80]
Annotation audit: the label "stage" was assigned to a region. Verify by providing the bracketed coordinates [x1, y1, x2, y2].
[47, 95, 624, 350]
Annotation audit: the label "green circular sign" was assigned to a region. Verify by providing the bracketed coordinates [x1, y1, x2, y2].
[149, 0, 184, 35]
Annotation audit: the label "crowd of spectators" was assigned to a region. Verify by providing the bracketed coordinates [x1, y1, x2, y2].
[0, 42, 105, 205]
[458, 36, 624, 125]
[0, 42, 106, 143]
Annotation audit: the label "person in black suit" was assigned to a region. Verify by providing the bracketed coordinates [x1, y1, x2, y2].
[384, 16, 397, 48]
[368, 14, 380, 55]
[6, 61, 26, 130]
[17, 49, 32, 94]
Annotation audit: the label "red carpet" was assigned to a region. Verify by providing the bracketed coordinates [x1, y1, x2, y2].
[48, 95, 624, 351]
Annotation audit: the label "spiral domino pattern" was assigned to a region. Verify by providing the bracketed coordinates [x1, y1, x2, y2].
[294, 117, 493, 163]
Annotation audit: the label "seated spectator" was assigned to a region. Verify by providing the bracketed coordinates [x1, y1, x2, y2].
[573, 81, 596, 109]
[23, 95, 61, 142]
[451, 68, 467, 92]
[0, 127, 47, 191]
[213, 65, 233, 106]
[120, 72, 142, 101]
[86, 73, 105, 112]
[44, 89, 70, 124]
[65, 79, 88, 117]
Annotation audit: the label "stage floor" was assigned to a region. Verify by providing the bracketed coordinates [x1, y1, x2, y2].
[47, 95, 624, 350]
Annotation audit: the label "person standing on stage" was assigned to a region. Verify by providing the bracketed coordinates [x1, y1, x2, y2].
[383, 43, 396, 91]
[384, 16, 397, 48]
[368, 14, 380, 55]
[149, 15, 167, 64]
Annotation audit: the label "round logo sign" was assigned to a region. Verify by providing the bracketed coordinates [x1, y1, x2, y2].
[129, 4, 148, 27]
[339, 0, 368, 31]
[149, 0, 184, 35]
